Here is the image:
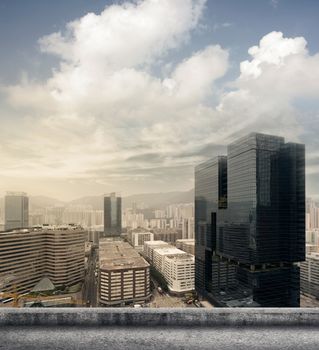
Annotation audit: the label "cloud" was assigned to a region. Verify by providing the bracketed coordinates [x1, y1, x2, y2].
[164, 45, 228, 101]
[2, 0, 223, 190]
[39, 0, 206, 70]
[218, 31, 319, 175]
[270, 0, 279, 9]
[240, 31, 307, 79]
[1, 0, 319, 199]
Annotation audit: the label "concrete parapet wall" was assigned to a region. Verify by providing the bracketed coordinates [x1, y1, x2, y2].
[1, 308, 319, 327]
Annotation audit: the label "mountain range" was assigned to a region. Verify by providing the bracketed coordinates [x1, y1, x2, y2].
[0, 189, 194, 213]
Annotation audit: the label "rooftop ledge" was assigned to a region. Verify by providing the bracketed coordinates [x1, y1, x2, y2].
[1, 308, 319, 327]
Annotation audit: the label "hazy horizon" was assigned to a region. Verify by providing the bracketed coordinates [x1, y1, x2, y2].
[0, 189, 195, 204]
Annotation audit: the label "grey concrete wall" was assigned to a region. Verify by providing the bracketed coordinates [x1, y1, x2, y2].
[1, 308, 319, 327]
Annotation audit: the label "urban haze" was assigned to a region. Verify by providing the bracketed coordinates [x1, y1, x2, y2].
[1, 0, 319, 344]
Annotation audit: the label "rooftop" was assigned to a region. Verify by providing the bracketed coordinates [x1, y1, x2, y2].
[153, 247, 186, 256]
[31, 277, 55, 293]
[144, 240, 168, 246]
[0, 224, 85, 235]
[165, 254, 194, 262]
[306, 253, 319, 260]
[99, 241, 149, 270]
[5, 191, 28, 196]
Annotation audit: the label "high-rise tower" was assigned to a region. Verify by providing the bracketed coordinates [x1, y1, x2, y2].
[195, 133, 305, 307]
[103, 192, 122, 237]
[4, 192, 29, 231]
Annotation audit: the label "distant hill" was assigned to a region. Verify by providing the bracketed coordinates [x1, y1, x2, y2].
[0, 189, 194, 213]
[123, 189, 194, 209]
[68, 195, 104, 210]
[69, 189, 194, 210]
[29, 196, 65, 210]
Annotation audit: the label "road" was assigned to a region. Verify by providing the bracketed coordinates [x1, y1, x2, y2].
[148, 277, 188, 308]
[82, 248, 98, 307]
[1, 326, 319, 349]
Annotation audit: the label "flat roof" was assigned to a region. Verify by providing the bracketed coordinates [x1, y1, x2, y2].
[153, 247, 186, 256]
[165, 253, 194, 261]
[0, 225, 85, 235]
[5, 191, 28, 196]
[144, 240, 168, 246]
[99, 241, 149, 270]
[306, 253, 319, 260]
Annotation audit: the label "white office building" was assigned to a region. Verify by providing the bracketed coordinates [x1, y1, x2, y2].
[128, 231, 154, 251]
[153, 247, 186, 274]
[143, 240, 169, 262]
[301, 253, 319, 299]
[164, 254, 195, 294]
[176, 239, 195, 255]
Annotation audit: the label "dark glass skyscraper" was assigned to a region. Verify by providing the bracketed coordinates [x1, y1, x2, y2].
[195, 156, 227, 295]
[195, 133, 305, 307]
[104, 192, 122, 237]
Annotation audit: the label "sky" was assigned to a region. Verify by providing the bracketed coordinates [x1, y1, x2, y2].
[0, 0, 318, 201]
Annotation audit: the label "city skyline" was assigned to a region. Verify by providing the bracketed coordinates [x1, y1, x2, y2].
[0, 0, 318, 201]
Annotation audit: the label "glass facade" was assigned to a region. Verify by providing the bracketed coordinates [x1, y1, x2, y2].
[104, 193, 122, 237]
[194, 156, 227, 294]
[4, 192, 29, 231]
[195, 133, 305, 307]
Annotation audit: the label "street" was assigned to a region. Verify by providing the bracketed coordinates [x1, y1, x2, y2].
[82, 248, 98, 307]
[148, 277, 190, 308]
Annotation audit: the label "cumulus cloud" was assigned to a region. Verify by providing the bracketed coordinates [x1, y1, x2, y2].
[240, 32, 307, 79]
[217, 31, 319, 140]
[167, 45, 228, 101]
[1, 0, 319, 199]
[39, 0, 205, 69]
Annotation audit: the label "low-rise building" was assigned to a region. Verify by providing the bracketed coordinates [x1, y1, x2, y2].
[145, 241, 195, 295]
[164, 254, 195, 294]
[306, 229, 319, 245]
[128, 231, 154, 251]
[152, 228, 182, 244]
[99, 240, 151, 306]
[301, 253, 319, 299]
[143, 240, 169, 262]
[153, 247, 186, 274]
[175, 239, 195, 255]
[306, 244, 318, 254]
[0, 225, 86, 295]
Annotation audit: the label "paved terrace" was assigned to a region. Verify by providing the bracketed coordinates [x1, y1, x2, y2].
[1, 308, 319, 349]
